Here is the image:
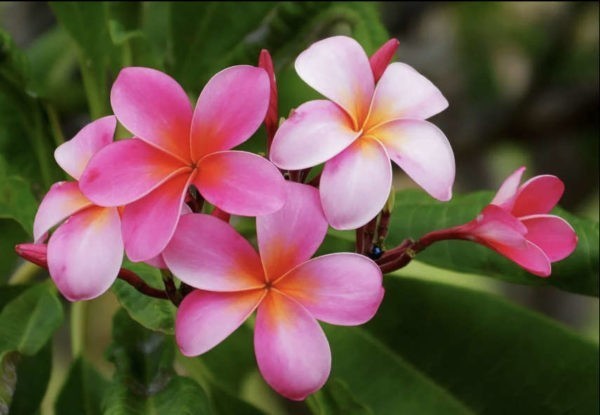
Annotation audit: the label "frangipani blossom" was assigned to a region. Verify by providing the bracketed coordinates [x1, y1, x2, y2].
[270, 36, 455, 230]
[33, 116, 124, 301]
[162, 182, 384, 400]
[455, 167, 577, 276]
[79, 66, 286, 261]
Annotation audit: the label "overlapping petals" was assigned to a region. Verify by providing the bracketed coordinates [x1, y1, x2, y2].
[271, 35, 454, 230]
[457, 167, 577, 276]
[80, 65, 285, 261]
[33, 116, 124, 301]
[164, 182, 384, 400]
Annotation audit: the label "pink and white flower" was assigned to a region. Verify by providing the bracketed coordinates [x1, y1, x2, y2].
[455, 167, 577, 276]
[163, 182, 384, 400]
[270, 36, 455, 230]
[79, 66, 286, 261]
[33, 116, 124, 301]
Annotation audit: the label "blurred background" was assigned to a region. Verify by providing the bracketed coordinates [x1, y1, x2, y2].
[0, 2, 598, 414]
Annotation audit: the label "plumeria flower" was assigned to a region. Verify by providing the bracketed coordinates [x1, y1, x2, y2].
[452, 167, 577, 276]
[32, 116, 124, 301]
[79, 65, 286, 261]
[162, 182, 384, 400]
[270, 36, 455, 230]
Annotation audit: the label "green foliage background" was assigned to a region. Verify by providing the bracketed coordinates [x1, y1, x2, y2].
[0, 2, 597, 414]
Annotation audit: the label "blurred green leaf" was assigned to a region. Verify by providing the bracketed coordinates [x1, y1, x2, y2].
[0, 283, 63, 355]
[324, 326, 473, 414]
[387, 190, 599, 297]
[307, 379, 373, 415]
[365, 276, 599, 414]
[0, 173, 38, 236]
[112, 261, 176, 334]
[0, 342, 52, 415]
[104, 309, 212, 415]
[55, 357, 108, 415]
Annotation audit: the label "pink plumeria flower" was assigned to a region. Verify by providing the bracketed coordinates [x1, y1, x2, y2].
[162, 182, 384, 400]
[456, 167, 577, 276]
[33, 116, 124, 301]
[270, 36, 455, 230]
[79, 66, 286, 261]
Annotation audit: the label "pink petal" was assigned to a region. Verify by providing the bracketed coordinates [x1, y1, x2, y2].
[34, 181, 93, 242]
[163, 214, 265, 291]
[79, 138, 188, 207]
[521, 214, 577, 262]
[255, 290, 330, 401]
[369, 38, 400, 82]
[15, 243, 48, 268]
[295, 36, 374, 127]
[111, 67, 193, 161]
[488, 239, 551, 277]
[258, 49, 279, 143]
[320, 138, 392, 230]
[512, 175, 565, 217]
[176, 289, 265, 356]
[468, 204, 528, 247]
[144, 254, 167, 269]
[370, 119, 454, 201]
[190, 65, 269, 160]
[269, 100, 360, 170]
[490, 167, 526, 211]
[47, 206, 123, 301]
[194, 151, 285, 216]
[366, 62, 448, 129]
[54, 116, 116, 180]
[275, 253, 384, 325]
[257, 182, 328, 280]
[121, 172, 190, 262]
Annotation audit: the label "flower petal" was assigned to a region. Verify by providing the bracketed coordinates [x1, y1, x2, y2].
[489, 239, 551, 277]
[295, 36, 374, 126]
[111, 67, 193, 160]
[521, 214, 577, 262]
[176, 289, 264, 356]
[275, 253, 384, 325]
[54, 116, 116, 180]
[366, 62, 448, 129]
[369, 38, 400, 82]
[370, 119, 454, 201]
[468, 204, 528, 247]
[490, 166, 526, 211]
[121, 172, 190, 261]
[255, 290, 330, 401]
[163, 214, 265, 291]
[320, 138, 392, 230]
[257, 182, 328, 280]
[190, 65, 269, 160]
[269, 100, 360, 170]
[194, 151, 285, 216]
[33, 181, 93, 242]
[512, 175, 564, 217]
[47, 206, 123, 301]
[79, 138, 187, 207]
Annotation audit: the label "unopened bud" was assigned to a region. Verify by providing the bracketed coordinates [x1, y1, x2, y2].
[15, 243, 48, 269]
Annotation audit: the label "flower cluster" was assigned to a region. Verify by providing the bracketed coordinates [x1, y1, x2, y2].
[17, 35, 577, 400]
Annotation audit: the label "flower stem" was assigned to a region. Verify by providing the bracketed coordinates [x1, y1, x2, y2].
[70, 301, 86, 357]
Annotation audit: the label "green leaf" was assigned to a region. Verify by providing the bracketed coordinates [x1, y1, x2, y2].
[55, 357, 108, 415]
[0, 174, 38, 236]
[0, 283, 63, 355]
[307, 379, 373, 415]
[104, 309, 212, 415]
[324, 326, 473, 414]
[0, 341, 52, 415]
[112, 262, 176, 334]
[387, 190, 599, 297]
[365, 276, 599, 414]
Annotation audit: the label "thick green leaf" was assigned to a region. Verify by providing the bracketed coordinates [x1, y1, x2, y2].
[324, 325, 473, 414]
[307, 379, 373, 415]
[104, 309, 212, 415]
[0, 341, 52, 415]
[112, 262, 176, 334]
[365, 276, 600, 414]
[387, 189, 599, 296]
[55, 357, 108, 415]
[0, 283, 63, 355]
[0, 175, 37, 236]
